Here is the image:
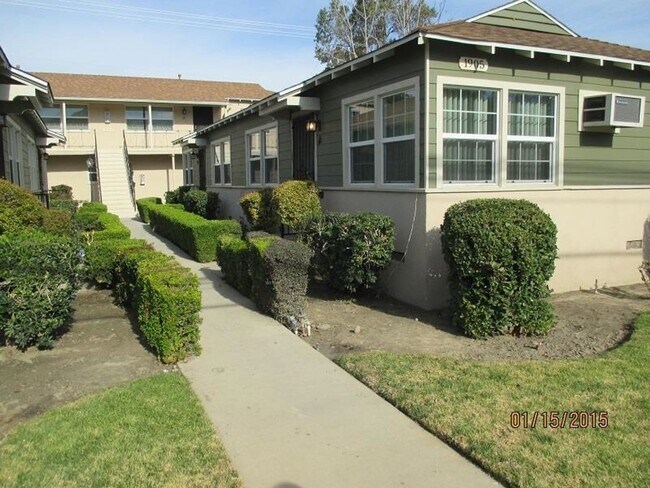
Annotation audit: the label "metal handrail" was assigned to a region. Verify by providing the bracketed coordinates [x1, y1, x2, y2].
[93, 129, 102, 203]
[123, 130, 136, 210]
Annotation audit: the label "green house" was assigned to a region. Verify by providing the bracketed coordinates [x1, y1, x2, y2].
[177, 0, 650, 310]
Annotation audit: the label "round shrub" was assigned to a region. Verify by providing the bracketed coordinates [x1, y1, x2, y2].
[50, 184, 73, 200]
[239, 189, 277, 231]
[182, 188, 208, 217]
[42, 209, 74, 236]
[440, 198, 558, 338]
[0, 179, 44, 235]
[301, 212, 395, 293]
[271, 180, 321, 229]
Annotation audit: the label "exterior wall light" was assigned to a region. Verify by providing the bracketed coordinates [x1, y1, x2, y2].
[305, 119, 320, 132]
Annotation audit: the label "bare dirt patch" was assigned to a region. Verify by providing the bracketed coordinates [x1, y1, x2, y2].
[304, 283, 650, 361]
[0, 288, 165, 439]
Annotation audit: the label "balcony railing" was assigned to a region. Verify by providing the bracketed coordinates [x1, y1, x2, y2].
[124, 129, 192, 150]
[64, 130, 96, 148]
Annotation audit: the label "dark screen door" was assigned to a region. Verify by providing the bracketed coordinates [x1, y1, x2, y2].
[292, 114, 316, 181]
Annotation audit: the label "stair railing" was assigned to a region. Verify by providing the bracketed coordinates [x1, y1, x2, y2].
[123, 130, 136, 210]
[94, 129, 102, 203]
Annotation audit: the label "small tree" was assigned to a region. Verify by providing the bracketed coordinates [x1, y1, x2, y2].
[315, 0, 439, 68]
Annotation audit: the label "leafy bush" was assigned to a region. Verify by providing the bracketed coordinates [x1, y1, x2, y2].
[136, 197, 162, 224]
[440, 199, 558, 338]
[215, 235, 253, 296]
[50, 184, 73, 200]
[301, 212, 395, 293]
[182, 188, 208, 217]
[0, 179, 44, 235]
[93, 213, 131, 241]
[42, 209, 74, 236]
[0, 232, 83, 349]
[239, 189, 277, 231]
[85, 238, 151, 287]
[73, 212, 103, 232]
[272, 180, 321, 229]
[149, 205, 241, 262]
[164, 185, 192, 205]
[78, 202, 108, 215]
[249, 237, 312, 324]
[50, 199, 79, 216]
[114, 248, 201, 363]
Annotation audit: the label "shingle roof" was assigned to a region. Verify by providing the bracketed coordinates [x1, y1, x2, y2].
[31, 72, 273, 103]
[422, 21, 650, 64]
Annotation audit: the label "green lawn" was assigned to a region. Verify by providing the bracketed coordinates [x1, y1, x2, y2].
[0, 373, 240, 488]
[340, 312, 650, 488]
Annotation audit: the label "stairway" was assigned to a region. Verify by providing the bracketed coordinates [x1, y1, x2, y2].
[96, 149, 135, 218]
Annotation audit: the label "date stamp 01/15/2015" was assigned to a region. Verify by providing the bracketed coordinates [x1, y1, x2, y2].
[510, 411, 609, 429]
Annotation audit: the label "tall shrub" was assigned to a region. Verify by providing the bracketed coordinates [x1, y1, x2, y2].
[440, 199, 558, 338]
[301, 212, 395, 293]
[271, 180, 321, 229]
[0, 179, 44, 235]
[239, 189, 277, 231]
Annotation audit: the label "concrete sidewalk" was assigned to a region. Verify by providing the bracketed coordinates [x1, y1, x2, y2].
[124, 219, 501, 488]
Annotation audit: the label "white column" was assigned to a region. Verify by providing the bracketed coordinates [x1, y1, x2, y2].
[61, 102, 67, 144]
[147, 104, 153, 148]
[170, 153, 176, 190]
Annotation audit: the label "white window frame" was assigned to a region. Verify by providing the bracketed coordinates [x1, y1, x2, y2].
[39, 104, 62, 132]
[245, 122, 279, 187]
[65, 104, 89, 131]
[182, 151, 194, 186]
[151, 106, 174, 132]
[342, 76, 420, 189]
[125, 105, 149, 132]
[436, 76, 565, 191]
[211, 137, 232, 186]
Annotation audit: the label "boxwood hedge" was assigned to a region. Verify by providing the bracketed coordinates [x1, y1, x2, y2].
[136, 197, 162, 223]
[149, 205, 241, 262]
[440, 198, 558, 338]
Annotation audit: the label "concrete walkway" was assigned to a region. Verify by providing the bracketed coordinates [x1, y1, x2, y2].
[124, 219, 501, 488]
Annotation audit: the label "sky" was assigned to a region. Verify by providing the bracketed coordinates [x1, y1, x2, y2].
[1, 0, 649, 92]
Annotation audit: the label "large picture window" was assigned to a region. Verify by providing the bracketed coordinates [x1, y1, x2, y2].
[152, 107, 174, 131]
[126, 106, 148, 131]
[344, 79, 418, 187]
[439, 79, 561, 187]
[212, 138, 231, 185]
[247, 124, 278, 186]
[65, 105, 88, 130]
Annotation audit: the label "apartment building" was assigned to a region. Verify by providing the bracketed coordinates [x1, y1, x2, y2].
[37, 72, 271, 216]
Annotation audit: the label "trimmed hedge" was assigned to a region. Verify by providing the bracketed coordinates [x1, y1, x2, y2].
[215, 235, 253, 296]
[93, 213, 131, 241]
[440, 199, 558, 338]
[249, 237, 312, 324]
[272, 180, 321, 229]
[114, 248, 201, 363]
[50, 184, 73, 200]
[50, 199, 79, 216]
[164, 185, 192, 205]
[0, 179, 45, 235]
[239, 189, 277, 231]
[136, 197, 162, 224]
[85, 238, 152, 287]
[78, 202, 108, 214]
[149, 205, 241, 262]
[181, 188, 220, 220]
[42, 209, 74, 236]
[301, 212, 395, 293]
[0, 232, 83, 349]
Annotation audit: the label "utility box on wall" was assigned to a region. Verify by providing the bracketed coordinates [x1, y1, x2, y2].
[582, 93, 645, 129]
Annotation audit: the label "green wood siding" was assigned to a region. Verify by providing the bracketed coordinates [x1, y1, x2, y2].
[473, 2, 573, 36]
[428, 41, 650, 187]
[205, 114, 291, 187]
[305, 44, 426, 187]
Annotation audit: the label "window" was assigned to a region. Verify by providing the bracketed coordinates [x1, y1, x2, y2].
[6, 125, 21, 186]
[442, 88, 498, 183]
[344, 79, 418, 186]
[383, 90, 416, 183]
[40, 105, 62, 131]
[247, 124, 278, 185]
[28, 143, 39, 191]
[212, 138, 231, 185]
[152, 107, 174, 131]
[65, 105, 88, 130]
[438, 78, 562, 187]
[126, 106, 148, 131]
[507, 92, 556, 182]
[182, 152, 194, 185]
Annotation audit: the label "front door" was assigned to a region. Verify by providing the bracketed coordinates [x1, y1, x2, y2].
[193, 106, 213, 131]
[292, 114, 316, 181]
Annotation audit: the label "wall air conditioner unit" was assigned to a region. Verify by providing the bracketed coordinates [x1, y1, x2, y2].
[582, 93, 645, 128]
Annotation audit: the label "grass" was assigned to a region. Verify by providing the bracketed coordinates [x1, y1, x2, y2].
[340, 312, 650, 488]
[0, 373, 241, 488]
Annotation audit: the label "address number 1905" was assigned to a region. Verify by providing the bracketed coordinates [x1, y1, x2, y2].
[459, 57, 489, 72]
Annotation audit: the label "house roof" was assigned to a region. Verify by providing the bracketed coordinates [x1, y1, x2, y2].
[32, 72, 273, 105]
[422, 21, 650, 65]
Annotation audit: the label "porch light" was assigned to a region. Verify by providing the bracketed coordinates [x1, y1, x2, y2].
[305, 119, 320, 132]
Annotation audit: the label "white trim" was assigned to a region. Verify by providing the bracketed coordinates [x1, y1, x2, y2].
[423, 33, 648, 70]
[466, 0, 579, 37]
[245, 121, 279, 187]
[341, 76, 420, 189]
[424, 41, 430, 189]
[435, 75, 565, 190]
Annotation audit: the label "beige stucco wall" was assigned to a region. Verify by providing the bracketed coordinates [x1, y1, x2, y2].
[47, 155, 91, 201]
[131, 154, 182, 201]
